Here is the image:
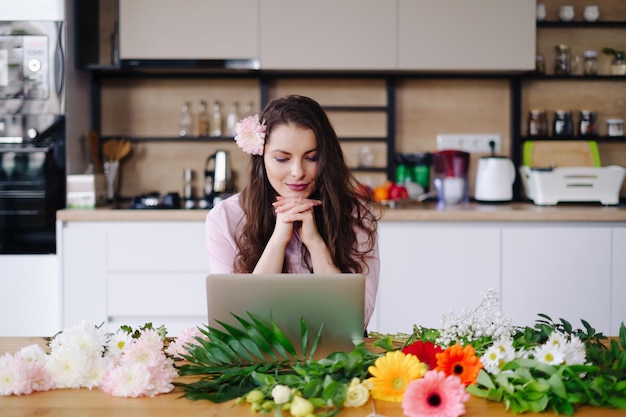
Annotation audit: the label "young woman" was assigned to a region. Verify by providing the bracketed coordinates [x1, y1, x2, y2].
[205, 95, 380, 327]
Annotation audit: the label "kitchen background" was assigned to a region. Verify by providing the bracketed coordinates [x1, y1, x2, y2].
[82, 0, 626, 203]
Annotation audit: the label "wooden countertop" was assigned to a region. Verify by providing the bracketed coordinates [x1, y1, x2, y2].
[56, 202, 626, 223]
[1, 337, 622, 417]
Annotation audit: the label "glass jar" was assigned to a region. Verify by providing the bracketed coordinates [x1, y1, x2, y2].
[582, 50, 598, 76]
[578, 110, 598, 136]
[554, 44, 573, 75]
[528, 109, 548, 136]
[606, 119, 624, 137]
[553, 110, 574, 136]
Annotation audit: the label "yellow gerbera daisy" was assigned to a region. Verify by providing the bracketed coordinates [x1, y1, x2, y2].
[367, 350, 428, 402]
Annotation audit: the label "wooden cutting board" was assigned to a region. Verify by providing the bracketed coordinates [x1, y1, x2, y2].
[523, 140, 601, 168]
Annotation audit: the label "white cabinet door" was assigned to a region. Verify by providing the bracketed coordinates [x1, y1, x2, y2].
[119, 0, 258, 60]
[0, 255, 59, 336]
[612, 227, 626, 335]
[370, 222, 501, 334]
[502, 225, 612, 334]
[60, 222, 109, 327]
[398, 0, 535, 71]
[260, 0, 396, 70]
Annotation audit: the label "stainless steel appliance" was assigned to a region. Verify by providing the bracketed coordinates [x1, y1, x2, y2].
[0, 20, 65, 254]
[204, 150, 233, 207]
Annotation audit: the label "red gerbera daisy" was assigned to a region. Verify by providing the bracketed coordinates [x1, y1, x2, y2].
[435, 343, 482, 386]
[402, 341, 444, 370]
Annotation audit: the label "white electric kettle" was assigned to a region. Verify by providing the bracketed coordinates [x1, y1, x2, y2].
[475, 155, 516, 202]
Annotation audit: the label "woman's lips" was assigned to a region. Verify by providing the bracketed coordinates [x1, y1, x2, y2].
[287, 183, 308, 192]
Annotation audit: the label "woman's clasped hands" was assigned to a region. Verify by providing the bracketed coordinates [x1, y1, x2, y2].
[272, 196, 322, 247]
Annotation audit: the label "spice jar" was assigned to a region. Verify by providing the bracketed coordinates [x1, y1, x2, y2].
[553, 110, 574, 136]
[606, 119, 624, 137]
[582, 50, 598, 76]
[554, 44, 574, 75]
[578, 110, 598, 136]
[528, 109, 548, 136]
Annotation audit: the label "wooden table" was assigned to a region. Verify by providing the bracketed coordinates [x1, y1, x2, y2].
[1, 337, 623, 417]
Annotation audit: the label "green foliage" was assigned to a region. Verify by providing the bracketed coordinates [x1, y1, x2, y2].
[175, 313, 382, 404]
[469, 316, 626, 415]
[603, 47, 625, 60]
[119, 322, 168, 339]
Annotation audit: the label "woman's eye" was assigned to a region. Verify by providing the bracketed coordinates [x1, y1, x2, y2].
[275, 157, 288, 163]
[306, 155, 319, 162]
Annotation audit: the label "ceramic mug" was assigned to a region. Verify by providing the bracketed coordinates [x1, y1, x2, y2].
[583, 5, 600, 22]
[536, 3, 546, 21]
[559, 5, 575, 22]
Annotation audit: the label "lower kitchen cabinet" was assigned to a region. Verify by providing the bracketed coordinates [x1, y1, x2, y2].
[0, 255, 60, 336]
[57, 219, 625, 338]
[370, 222, 501, 334]
[58, 221, 209, 336]
[612, 228, 626, 334]
[501, 225, 614, 335]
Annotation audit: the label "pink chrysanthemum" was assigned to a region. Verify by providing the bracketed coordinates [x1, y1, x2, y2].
[166, 327, 206, 359]
[402, 370, 470, 417]
[234, 115, 266, 155]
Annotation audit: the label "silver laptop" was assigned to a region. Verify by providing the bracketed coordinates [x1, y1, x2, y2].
[205, 273, 365, 359]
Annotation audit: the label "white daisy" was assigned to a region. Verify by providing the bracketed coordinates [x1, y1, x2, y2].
[534, 343, 565, 365]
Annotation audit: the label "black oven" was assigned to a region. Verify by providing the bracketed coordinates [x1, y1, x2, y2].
[0, 116, 65, 254]
[0, 21, 65, 254]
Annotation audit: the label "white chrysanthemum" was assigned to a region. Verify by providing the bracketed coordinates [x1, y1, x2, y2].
[18, 344, 48, 365]
[83, 356, 114, 389]
[49, 321, 107, 358]
[534, 343, 565, 365]
[564, 336, 587, 365]
[107, 330, 134, 360]
[45, 349, 93, 389]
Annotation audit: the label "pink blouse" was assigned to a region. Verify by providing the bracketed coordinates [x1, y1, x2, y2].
[205, 193, 380, 327]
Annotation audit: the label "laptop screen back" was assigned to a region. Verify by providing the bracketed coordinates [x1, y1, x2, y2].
[205, 273, 365, 359]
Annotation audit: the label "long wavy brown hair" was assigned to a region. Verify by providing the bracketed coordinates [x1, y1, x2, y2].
[234, 95, 379, 273]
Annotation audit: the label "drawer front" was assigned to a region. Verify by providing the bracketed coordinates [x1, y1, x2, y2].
[107, 272, 207, 317]
[107, 222, 209, 272]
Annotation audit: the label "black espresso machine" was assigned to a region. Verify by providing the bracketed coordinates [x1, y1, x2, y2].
[0, 21, 66, 254]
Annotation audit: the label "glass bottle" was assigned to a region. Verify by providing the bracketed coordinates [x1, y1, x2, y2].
[582, 50, 598, 76]
[197, 100, 209, 137]
[554, 44, 573, 75]
[528, 109, 548, 136]
[553, 110, 574, 137]
[226, 101, 239, 137]
[210, 100, 223, 137]
[179, 101, 192, 137]
[243, 101, 254, 118]
[578, 110, 598, 136]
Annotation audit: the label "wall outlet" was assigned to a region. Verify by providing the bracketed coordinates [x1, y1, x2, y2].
[436, 134, 502, 154]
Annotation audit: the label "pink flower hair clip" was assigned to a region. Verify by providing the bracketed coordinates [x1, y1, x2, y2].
[234, 115, 266, 156]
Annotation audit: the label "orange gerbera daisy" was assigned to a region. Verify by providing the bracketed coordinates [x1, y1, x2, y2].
[435, 343, 482, 386]
[367, 350, 428, 402]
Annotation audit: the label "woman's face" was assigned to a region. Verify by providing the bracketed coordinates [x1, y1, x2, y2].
[264, 123, 319, 198]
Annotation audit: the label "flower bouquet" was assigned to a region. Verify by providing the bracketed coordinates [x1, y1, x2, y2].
[171, 290, 626, 417]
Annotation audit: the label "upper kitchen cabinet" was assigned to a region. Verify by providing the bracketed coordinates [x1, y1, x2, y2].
[260, 0, 396, 70]
[398, 0, 536, 71]
[118, 0, 258, 66]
